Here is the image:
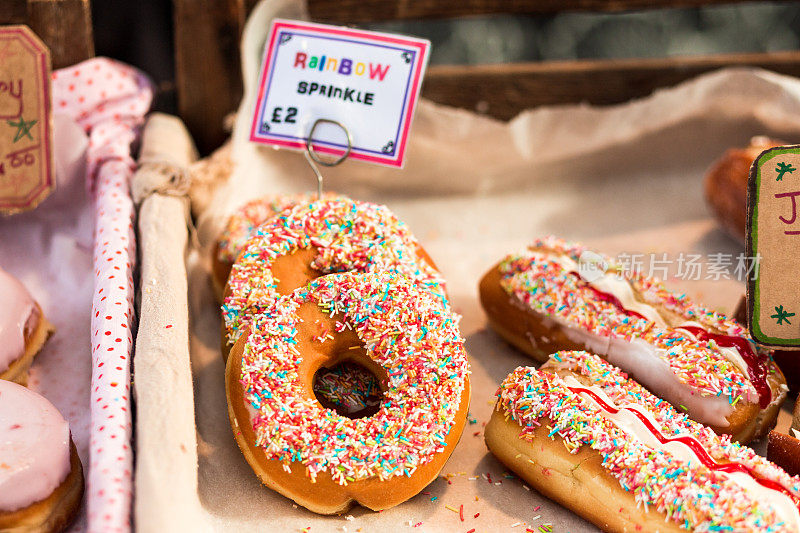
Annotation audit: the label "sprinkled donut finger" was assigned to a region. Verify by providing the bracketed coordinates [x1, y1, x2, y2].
[478, 235, 787, 443]
[485, 351, 800, 533]
[225, 271, 470, 514]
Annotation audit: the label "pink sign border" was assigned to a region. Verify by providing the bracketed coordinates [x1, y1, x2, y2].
[249, 19, 430, 169]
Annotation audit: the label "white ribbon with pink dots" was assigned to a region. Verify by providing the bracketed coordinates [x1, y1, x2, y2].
[52, 57, 152, 533]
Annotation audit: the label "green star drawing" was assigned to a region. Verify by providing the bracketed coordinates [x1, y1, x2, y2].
[771, 305, 795, 325]
[776, 161, 797, 181]
[7, 117, 37, 143]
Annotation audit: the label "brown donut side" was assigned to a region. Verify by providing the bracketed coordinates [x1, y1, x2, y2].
[0, 303, 55, 386]
[225, 301, 470, 515]
[0, 439, 85, 533]
[478, 263, 775, 443]
[704, 138, 783, 243]
[484, 409, 683, 533]
[220, 243, 441, 361]
[211, 240, 232, 303]
[767, 430, 800, 477]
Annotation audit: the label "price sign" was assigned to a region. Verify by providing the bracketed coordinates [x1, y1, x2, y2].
[747, 145, 800, 347]
[0, 25, 53, 214]
[249, 19, 430, 168]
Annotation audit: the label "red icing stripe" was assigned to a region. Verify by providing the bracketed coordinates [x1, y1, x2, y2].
[566, 271, 770, 408]
[567, 385, 796, 507]
[677, 326, 770, 409]
[568, 272, 646, 321]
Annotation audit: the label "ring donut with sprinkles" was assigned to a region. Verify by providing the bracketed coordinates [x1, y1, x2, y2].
[225, 271, 470, 514]
[221, 197, 445, 357]
[486, 351, 800, 532]
[211, 192, 344, 301]
[478, 236, 787, 443]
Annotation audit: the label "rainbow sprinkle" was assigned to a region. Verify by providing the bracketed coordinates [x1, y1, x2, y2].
[496, 350, 800, 531]
[239, 271, 469, 484]
[496, 236, 779, 405]
[313, 362, 382, 416]
[217, 192, 341, 263]
[223, 197, 446, 346]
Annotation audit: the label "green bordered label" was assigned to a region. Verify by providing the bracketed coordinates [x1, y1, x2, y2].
[747, 145, 800, 348]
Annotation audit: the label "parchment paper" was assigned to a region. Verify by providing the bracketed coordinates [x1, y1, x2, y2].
[135, 0, 800, 530]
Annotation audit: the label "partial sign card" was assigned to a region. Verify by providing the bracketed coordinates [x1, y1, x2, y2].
[0, 25, 53, 214]
[249, 19, 430, 168]
[747, 145, 800, 347]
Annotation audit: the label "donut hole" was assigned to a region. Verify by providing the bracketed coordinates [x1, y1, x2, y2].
[312, 361, 384, 419]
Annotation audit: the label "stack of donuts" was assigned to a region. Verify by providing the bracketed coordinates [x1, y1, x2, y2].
[217, 194, 470, 513]
[0, 267, 84, 532]
[479, 236, 799, 531]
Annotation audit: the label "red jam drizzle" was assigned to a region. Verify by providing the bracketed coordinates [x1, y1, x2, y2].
[568, 385, 798, 509]
[677, 326, 770, 409]
[568, 272, 647, 322]
[566, 271, 771, 408]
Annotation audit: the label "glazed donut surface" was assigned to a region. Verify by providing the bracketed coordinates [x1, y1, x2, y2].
[479, 236, 786, 442]
[486, 351, 800, 532]
[226, 271, 470, 514]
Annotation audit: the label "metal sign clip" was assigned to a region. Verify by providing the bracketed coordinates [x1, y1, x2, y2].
[304, 118, 352, 199]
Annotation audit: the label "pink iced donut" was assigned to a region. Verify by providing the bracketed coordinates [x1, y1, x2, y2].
[0, 267, 54, 385]
[0, 380, 83, 531]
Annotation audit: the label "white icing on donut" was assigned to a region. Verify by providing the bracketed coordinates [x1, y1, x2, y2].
[680, 320, 750, 377]
[540, 252, 666, 326]
[539, 251, 758, 397]
[0, 380, 71, 512]
[0, 268, 36, 373]
[543, 315, 734, 427]
[563, 375, 800, 530]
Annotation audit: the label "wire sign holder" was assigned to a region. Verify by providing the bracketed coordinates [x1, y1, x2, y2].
[303, 118, 352, 200]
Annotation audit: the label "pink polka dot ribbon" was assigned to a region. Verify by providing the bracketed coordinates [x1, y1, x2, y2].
[52, 58, 152, 533]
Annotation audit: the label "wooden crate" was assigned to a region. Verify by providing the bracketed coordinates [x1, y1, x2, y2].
[0, 0, 94, 69]
[174, 0, 800, 154]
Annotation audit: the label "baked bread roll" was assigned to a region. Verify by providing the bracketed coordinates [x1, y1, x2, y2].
[479, 236, 787, 443]
[0, 267, 54, 385]
[486, 350, 800, 532]
[226, 271, 470, 514]
[704, 136, 783, 242]
[0, 380, 84, 532]
[768, 430, 800, 477]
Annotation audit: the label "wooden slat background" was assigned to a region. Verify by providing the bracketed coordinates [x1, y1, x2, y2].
[173, 0, 800, 154]
[28, 0, 94, 69]
[306, 0, 755, 23]
[0, 0, 94, 69]
[174, 0, 245, 156]
[423, 51, 800, 120]
[0, 0, 28, 24]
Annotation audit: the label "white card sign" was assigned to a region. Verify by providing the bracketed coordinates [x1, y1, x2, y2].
[249, 19, 431, 168]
